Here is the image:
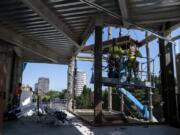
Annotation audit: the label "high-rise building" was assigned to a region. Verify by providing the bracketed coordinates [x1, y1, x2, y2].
[35, 77, 49, 95]
[75, 71, 87, 96]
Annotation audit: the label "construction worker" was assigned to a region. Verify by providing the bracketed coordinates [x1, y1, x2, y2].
[126, 44, 142, 81]
[108, 39, 124, 78]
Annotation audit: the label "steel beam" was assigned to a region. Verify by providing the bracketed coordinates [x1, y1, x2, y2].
[165, 41, 177, 124]
[159, 23, 178, 124]
[0, 25, 68, 64]
[117, 0, 129, 26]
[79, 18, 95, 46]
[140, 34, 156, 46]
[176, 54, 180, 124]
[94, 22, 103, 124]
[159, 30, 168, 123]
[21, 0, 80, 49]
[140, 22, 179, 46]
[80, 0, 175, 44]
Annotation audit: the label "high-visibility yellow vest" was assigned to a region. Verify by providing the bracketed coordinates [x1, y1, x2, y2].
[126, 49, 142, 62]
[109, 46, 120, 59]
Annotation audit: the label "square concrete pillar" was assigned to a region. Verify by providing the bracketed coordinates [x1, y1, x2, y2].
[0, 60, 7, 131]
[67, 58, 74, 111]
[94, 16, 103, 124]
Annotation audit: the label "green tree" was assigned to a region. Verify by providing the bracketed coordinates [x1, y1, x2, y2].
[75, 85, 92, 109]
[45, 90, 61, 101]
[42, 95, 50, 102]
[59, 89, 68, 99]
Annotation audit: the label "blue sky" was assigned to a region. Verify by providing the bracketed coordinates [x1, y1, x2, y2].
[22, 27, 180, 91]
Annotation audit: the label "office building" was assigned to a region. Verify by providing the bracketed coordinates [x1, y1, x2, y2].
[35, 77, 49, 95]
[75, 71, 87, 96]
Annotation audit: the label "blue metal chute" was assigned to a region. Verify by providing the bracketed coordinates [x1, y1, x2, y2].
[118, 88, 158, 122]
[117, 88, 149, 119]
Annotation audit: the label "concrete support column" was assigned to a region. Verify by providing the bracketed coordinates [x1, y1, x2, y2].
[0, 54, 8, 131]
[0, 44, 13, 131]
[67, 58, 74, 111]
[72, 57, 77, 111]
[108, 87, 112, 112]
[9, 53, 23, 105]
[94, 16, 103, 124]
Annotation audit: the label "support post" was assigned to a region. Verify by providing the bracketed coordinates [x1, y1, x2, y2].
[176, 54, 180, 124]
[159, 23, 177, 124]
[120, 94, 124, 113]
[9, 54, 23, 106]
[159, 31, 168, 122]
[0, 47, 10, 133]
[0, 61, 7, 134]
[73, 57, 77, 112]
[67, 58, 74, 111]
[145, 32, 153, 121]
[165, 42, 177, 124]
[108, 27, 112, 112]
[108, 87, 112, 112]
[94, 17, 103, 124]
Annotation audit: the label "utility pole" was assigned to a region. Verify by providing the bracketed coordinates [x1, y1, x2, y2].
[145, 32, 153, 121]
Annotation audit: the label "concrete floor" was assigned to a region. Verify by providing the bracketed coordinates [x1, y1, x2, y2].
[2, 111, 180, 135]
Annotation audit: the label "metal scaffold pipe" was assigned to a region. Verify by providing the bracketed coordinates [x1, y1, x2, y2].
[145, 32, 153, 122]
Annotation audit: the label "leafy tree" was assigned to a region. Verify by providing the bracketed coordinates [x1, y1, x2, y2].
[59, 89, 68, 99]
[46, 91, 60, 98]
[75, 85, 93, 109]
[42, 95, 50, 102]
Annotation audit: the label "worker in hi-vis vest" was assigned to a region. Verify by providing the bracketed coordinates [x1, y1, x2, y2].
[108, 39, 124, 78]
[126, 44, 142, 81]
